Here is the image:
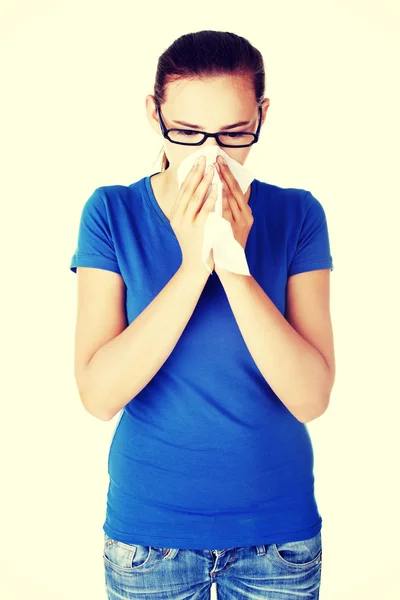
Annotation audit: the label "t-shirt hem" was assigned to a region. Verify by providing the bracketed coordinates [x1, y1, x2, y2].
[288, 260, 333, 276]
[70, 253, 121, 275]
[103, 517, 322, 550]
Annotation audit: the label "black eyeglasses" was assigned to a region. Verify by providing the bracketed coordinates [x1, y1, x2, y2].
[156, 105, 262, 148]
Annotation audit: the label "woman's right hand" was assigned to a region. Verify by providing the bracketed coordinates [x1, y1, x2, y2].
[170, 155, 218, 275]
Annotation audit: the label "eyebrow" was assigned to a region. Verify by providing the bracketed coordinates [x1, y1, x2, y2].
[171, 118, 252, 131]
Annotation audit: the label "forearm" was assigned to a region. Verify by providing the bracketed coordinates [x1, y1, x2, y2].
[217, 269, 332, 423]
[82, 265, 210, 421]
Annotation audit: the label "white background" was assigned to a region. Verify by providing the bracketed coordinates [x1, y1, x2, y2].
[1, 1, 399, 598]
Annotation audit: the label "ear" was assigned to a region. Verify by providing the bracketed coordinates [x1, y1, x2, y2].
[261, 99, 270, 125]
[145, 95, 162, 136]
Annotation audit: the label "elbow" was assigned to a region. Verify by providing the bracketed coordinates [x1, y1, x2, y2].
[299, 374, 334, 423]
[297, 395, 330, 424]
[79, 388, 113, 422]
[89, 406, 113, 422]
[76, 371, 112, 421]
[84, 398, 113, 421]
[74, 361, 109, 421]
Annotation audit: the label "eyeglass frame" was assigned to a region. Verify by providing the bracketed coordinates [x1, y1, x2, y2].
[156, 105, 262, 148]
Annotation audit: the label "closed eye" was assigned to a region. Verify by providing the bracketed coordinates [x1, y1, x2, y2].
[224, 132, 249, 138]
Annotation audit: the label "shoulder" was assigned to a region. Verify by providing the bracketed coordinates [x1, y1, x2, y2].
[82, 181, 145, 218]
[254, 179, 314, 212]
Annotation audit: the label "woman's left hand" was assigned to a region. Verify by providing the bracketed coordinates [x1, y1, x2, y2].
[213, 155, 254, 271]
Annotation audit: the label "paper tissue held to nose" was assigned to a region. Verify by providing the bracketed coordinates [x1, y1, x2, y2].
[176, 146, 254, 275]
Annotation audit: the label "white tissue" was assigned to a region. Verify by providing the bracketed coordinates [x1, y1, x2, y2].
[176, 146, 254, 275]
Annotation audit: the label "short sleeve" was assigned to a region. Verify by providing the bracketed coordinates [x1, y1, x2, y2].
[288, 191, 334, 277]
[69, 188, 121, 275]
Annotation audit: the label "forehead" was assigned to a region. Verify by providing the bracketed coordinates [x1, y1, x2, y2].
[164, 74, 254, 110]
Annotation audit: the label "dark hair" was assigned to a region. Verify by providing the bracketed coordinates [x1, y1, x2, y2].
[153, 30, 266, 171]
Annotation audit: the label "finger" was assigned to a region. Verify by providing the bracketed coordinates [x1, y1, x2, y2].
[198, 181, 218, 221]
[185, 163, 217, 219]
[222, 191, 233, 221]
[217, 158, 242, 199]
[172, 156, 206, 217]
[223, 182, 239, 221]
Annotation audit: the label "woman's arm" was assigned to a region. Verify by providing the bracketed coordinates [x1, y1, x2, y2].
[215, 267, 335, 423]
[77, 265, 209, 421]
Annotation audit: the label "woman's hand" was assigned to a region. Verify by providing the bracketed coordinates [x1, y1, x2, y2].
[214, 155, 254, 261]
[170, 155, 218, 276]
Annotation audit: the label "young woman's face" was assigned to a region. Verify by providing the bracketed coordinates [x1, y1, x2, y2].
[147, 74, 269, 172]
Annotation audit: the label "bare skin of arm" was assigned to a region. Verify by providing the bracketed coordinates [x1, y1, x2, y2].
[74, 264, 210, 421]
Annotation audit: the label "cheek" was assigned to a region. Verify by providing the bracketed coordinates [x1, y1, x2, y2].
[165, 142, 194, 167]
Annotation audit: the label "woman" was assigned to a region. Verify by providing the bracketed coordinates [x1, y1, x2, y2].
[70, 30, 335, 600]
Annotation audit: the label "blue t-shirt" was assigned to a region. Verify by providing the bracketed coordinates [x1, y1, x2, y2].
[70, 173, 334, 550]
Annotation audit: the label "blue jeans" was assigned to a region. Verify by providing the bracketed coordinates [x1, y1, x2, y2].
[103, 530, 322, 599]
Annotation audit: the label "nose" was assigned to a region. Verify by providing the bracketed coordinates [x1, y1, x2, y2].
[202, 136, 220, 148]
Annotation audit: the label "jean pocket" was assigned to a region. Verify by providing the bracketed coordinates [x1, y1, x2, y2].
[272, 531, 322, 569]
[103, 533, 153, 572]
